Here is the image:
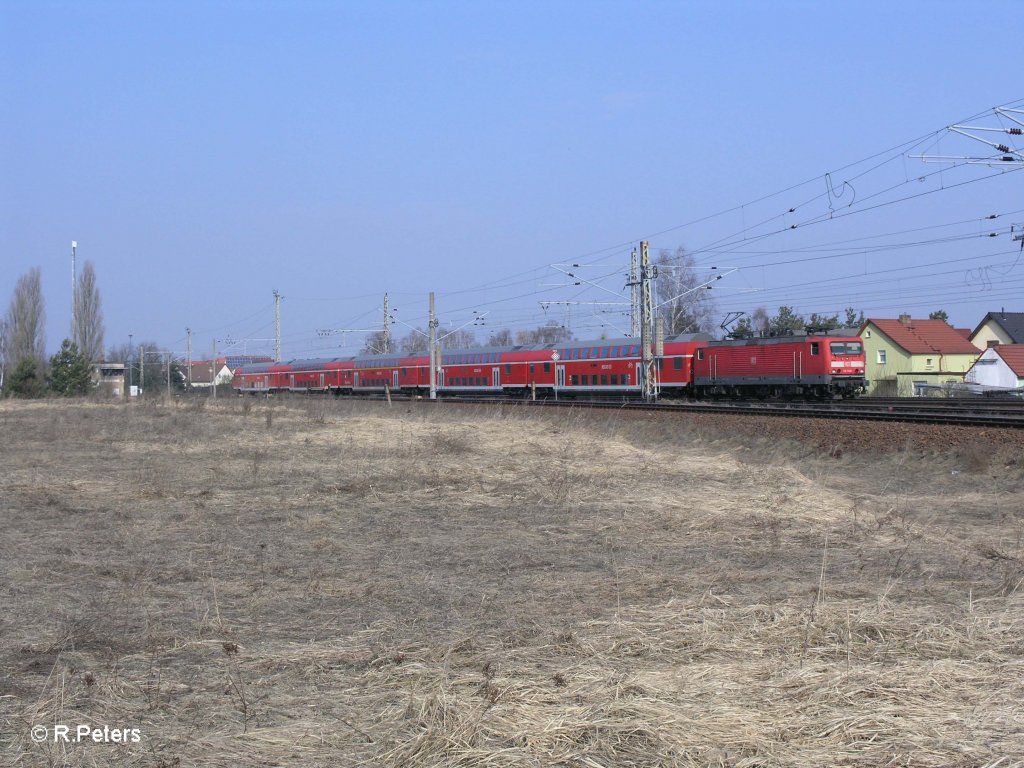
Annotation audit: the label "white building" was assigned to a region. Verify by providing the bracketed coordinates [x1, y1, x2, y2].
[964, 344, 1024, 391]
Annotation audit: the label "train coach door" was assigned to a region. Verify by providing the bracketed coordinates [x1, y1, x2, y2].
[635, 363, 643, 389]
[320, 373, 325, 389]
[556, 365, 565, 388]
[492, 367, 500, 388]
[393, 370, 399, 389]
[354, 372, 360, 388]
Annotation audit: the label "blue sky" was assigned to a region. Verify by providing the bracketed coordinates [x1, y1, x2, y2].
[2, 0, 1022, 360]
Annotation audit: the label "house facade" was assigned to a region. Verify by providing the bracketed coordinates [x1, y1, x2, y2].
[964, 345, 1024, 390]
[969, 311, 1024, 349]
[859, 316, 980, 396]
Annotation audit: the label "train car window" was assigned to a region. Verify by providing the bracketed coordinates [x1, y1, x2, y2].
[623, 373, 630, 385]
[810, 342, 820, 355]
[570, 375, 578, 385]
[529, 364, 535, 373]
[658, 358, 664, 370]
[505, 364, 512, 374]
[601, 347, 608, 358]
[590, 375, 598, 385]
[611, 374, 618, 385]
[831, 342, 861, 355]
[543, 363, 551, 373]
[589, 348, 597, 359]
[673, 357, 683, 370]
[600, 374, 608, 385]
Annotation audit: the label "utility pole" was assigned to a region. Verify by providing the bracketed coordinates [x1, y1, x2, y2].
[639, 240, 658, 400]
[186, 327, 192, 390]
[273, 289, 282, 362]
[211, 339, 217, 400]
[128, 333, 133, 392]
[166, 352, 171, 398]
[382, 293, 391, 354]
[428, 292, 438, 400]
[70, 241, 77, 340]
[139, 344, 144, 393]
[629, 247, 640, 337]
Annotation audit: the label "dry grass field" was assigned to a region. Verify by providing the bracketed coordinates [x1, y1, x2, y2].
[1, 397, 1022, 767]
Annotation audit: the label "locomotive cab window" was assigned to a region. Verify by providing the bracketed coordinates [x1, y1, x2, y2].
[810, 343, 819, 355]
[697, 349, 705, 360]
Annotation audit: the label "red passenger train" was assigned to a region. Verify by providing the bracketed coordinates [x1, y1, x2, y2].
[232, 332, 866, 400]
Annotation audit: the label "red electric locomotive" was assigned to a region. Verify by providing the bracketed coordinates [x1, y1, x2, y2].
[691, 334, 866, 399]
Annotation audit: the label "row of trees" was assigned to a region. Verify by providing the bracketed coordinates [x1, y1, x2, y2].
[2, 263, 105, 396]
[360, 321, 575, 355]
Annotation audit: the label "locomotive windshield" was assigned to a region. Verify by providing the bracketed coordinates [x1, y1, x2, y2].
[830, 342, 863, 356]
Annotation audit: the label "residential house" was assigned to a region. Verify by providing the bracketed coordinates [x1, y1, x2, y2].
[858, 315, 980, 396]
[969, 311, 1024, 349]
[186, 355, 272, 388]
[964, 344, 1024, 391]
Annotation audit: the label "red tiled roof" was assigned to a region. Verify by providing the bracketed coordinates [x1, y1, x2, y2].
[187, 360, 218, 384]
[994, 345, 1024, 377]
[954, 328, 971, 340]
[864, 319, 981, 355]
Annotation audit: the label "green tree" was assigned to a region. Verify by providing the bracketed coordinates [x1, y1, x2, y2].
[49, 339, 93, 396]
[5, 357, 44, 398]
[768, 306, 805, 336]
[929, 310, 950, 324]
[806, 312, 840, 332]
[844, 307, 865, 328]
[730, 317, 753, 338]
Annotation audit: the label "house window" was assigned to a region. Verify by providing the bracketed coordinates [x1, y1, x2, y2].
[877, 350, 887, 365]
[925, 357, 934, 369]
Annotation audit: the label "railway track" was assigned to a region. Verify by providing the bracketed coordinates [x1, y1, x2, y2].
[426, 394, 1024, 428]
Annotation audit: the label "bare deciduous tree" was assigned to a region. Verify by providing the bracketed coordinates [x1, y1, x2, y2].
[439, 329, 476, 350]
[399, 329, 429, 354]
[74, 261, 104, 362]
[487, 329, 513, 346]
[655, 247, 717, 335]
[3, 267, 47, 371]
[360, 330, 389, 355]
[514, 322, 573, 346]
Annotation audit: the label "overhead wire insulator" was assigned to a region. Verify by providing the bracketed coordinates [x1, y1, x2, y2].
[996, 144, 1011, 153]
[1008, 128, 1022, 135]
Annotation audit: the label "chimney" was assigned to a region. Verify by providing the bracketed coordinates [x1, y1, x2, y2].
[988, 340, 1000, 348]
[898, 314, 912, 326]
